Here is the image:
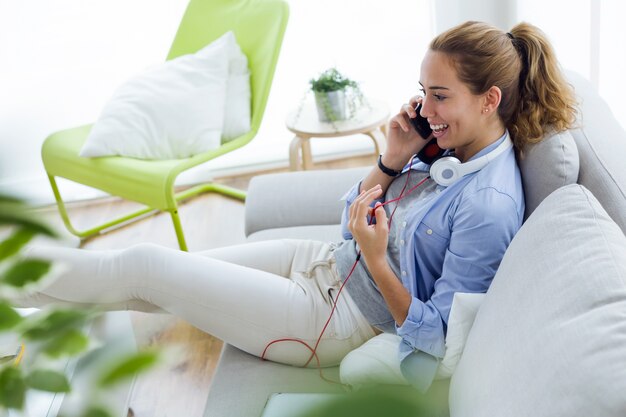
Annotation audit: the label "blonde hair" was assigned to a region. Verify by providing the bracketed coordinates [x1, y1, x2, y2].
[429, 21, 577, 150]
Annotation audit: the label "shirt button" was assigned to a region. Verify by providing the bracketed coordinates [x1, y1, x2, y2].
[426, 229, 433, 235]
[401, 270, 407, 276]
[436, 188, 442, 194]
[402, 221, 407, 228]
[400, 239, 405, 246]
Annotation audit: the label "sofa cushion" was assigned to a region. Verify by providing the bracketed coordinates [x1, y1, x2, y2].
[247, 225, 343, 243]
[566, 71, 626, 233]
[449, 184, 626, 417]
[518, 129, 579, 220]
[204, 344, 345, 417]
[245, 167, 369, 238]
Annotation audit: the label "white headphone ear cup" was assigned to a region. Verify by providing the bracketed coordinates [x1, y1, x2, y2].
[430, 156, 462, 186]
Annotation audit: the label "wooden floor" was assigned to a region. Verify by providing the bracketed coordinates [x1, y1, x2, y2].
[36, 154, 374, 417]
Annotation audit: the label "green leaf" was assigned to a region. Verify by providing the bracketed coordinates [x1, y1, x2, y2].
[2, 259, 51, 287]
[78, 405, 114, 417]
[0, 202, 56, 237]
[0, 366, 26, 409]
[23, 309, 91, 341]
[309, 68, 358, 93]
[25, 369, 70, 393]
[99, 351, 159, 387]
[42, 329, 89, 358]
[0, 195, 21, 204]
[0, 228, 35, 262]
[0, 301, 22, 331]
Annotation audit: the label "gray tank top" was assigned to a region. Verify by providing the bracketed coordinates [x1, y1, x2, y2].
[334, 170, 438, 333]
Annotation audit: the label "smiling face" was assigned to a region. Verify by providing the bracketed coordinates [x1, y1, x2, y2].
[419, 50, 505, 162]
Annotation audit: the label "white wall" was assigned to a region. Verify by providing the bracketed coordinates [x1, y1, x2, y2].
[433, 0, 517, 32]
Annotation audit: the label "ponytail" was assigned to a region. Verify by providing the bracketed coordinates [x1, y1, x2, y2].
[508, 22, 577, 147]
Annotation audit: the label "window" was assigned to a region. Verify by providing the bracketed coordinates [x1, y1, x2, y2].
[517, 0, 626, 130]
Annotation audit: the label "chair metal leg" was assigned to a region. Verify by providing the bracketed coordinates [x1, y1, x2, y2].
[48, 175, 85, 238]
[47, 175, 246, 250]
[48, 175, 158, 240]
[175, 182, 246, 202]
[169, 209, 188, 251]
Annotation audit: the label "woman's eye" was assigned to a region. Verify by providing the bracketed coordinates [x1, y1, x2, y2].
[433, 94, 446, 101]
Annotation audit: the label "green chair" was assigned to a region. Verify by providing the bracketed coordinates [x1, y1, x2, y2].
[42, 0, 289, 251]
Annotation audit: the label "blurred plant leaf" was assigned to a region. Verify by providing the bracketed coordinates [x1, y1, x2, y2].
[0, 200, 56, 238]
[0, 366, 26, 409]
[99, 350, 159, 387]
[1, 259, 51, 288]
[301, 386, 447, 417]
[22, 309, 91, 341]
[0, 301, 22, 331]
[0, 228, 35, 262]
[42, 329, 89, 358]
[0, 195, 21, 204]
[25, 369, 71, 393]
[77, 405, 114, 417]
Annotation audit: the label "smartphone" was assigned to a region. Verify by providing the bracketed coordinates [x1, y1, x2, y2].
[410, 103, 446, 164]
[409, 103, 432, 139]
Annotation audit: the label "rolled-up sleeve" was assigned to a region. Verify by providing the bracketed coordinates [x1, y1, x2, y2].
[397, 299, 446, 357]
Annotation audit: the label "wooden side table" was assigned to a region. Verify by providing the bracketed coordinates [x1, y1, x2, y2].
[286, 98, 389, 170]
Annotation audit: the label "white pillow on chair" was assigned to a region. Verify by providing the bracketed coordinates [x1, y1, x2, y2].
[80, 31, 250, 160]
[340, 292, 485, 387]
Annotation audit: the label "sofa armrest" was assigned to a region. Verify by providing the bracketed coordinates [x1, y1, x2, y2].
[245, 167, 369, 237]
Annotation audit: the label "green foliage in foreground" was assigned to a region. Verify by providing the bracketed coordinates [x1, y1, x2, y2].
[302, 385, 449, 417]
[0, 195, 159, 417]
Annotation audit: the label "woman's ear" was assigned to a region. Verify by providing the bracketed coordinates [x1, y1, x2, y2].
[483, 86, 502, 113]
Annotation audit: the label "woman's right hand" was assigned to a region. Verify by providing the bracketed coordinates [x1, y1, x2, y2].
[383, 95, 430, 170]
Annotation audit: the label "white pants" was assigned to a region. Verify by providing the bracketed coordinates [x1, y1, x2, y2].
[20, 240, 375, 367]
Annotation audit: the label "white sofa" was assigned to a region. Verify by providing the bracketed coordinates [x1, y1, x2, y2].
[203, 72, 626, 417]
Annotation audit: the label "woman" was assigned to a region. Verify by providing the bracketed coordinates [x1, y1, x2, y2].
[19, 21, 576, 391]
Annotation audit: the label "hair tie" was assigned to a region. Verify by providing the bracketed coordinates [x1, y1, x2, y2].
[507, 32, 530, 95]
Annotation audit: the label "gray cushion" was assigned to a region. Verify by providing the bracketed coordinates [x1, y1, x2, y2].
[566, 71, 626, 233]
[245, 167, 368, 237]
[449, 184, 626, 417]
[518, 129, 579, 220]
[203, 344, 344, 417]
[247, 224, 343, 243]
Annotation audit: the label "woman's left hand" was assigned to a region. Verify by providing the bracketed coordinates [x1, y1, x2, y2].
[347, 184, 390, 269]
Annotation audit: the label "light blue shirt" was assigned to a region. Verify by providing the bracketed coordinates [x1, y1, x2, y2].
[340, 132, 524, 391]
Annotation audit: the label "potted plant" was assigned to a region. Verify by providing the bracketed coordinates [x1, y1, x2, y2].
[309, 68, 364, 122]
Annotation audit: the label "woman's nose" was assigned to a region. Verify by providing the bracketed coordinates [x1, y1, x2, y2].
[420, 97, 433, 119]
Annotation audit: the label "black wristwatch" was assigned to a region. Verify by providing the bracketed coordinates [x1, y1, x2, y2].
[377, 155, 401, 177]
